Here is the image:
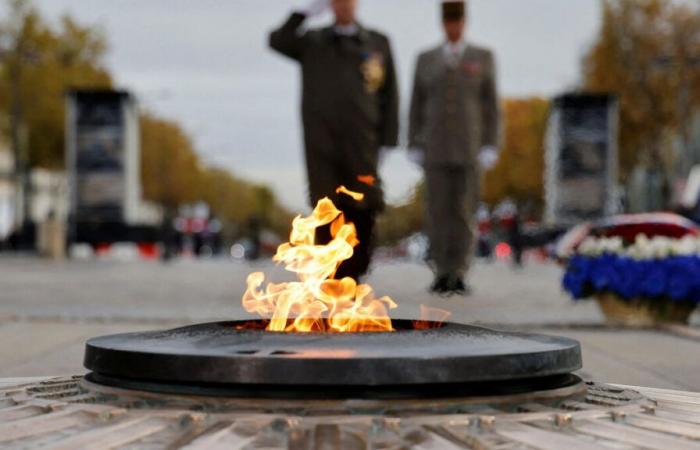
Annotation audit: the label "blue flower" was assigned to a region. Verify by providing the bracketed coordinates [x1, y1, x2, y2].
[612, 257, 642, 299]
[564, 252, 700, 304]
[563, 256, 592, 299]
[639, 259, 667, 298]
[590, 254, 616, 291]
[666, 256, 700, 302]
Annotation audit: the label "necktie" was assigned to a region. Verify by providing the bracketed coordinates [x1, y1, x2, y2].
[450, 48, 460, 68]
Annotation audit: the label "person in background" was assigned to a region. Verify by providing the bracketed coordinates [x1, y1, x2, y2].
[509, 210, 524, 268]
[409, 0, 500, 295]
[269, 0, 399, 280]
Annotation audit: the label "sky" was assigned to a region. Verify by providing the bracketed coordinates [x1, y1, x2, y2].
[31, 0, 602, 211]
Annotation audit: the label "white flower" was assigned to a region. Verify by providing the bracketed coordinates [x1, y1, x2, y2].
[576, 232, 700, 260]
[601, 237, 623, 254]
[632, 234, 654, 260]
[578, 237, 600, 256]
[671, 235, 699, 256]
[649, 236, 672, 258]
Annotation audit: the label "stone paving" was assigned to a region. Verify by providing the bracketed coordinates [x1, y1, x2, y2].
[1, 255, 699, 390]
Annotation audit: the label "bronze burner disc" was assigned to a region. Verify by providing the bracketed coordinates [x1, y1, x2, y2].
[84, 320, 582, 399]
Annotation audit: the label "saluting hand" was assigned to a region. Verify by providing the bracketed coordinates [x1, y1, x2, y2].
[299, 0, 330, 17]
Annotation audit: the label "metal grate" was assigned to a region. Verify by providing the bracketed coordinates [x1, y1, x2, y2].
[4, 376, 700, 449]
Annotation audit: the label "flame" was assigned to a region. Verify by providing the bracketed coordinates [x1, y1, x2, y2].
[336, 185, 365, 201]
[357, 175, 376, 186]
[242, 190, 397, 333]
[413, 305, 452, 330]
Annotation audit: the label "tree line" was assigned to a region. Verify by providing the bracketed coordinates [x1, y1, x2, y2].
[0, 0, 292, 239]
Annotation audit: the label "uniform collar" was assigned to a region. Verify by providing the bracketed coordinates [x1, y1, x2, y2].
[442, 40, 467, 59]
[327, 22, 370, 43]
[334, 22, 359, 36]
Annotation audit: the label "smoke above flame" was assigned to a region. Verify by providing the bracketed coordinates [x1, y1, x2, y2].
[242, 187, 397, 332]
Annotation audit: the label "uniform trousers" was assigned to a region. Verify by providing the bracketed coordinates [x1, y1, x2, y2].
[424, 166, 479, 278]
[303, 115, 383, 280]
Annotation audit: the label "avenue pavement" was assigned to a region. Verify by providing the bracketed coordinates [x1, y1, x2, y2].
[1, 255, 699, 391]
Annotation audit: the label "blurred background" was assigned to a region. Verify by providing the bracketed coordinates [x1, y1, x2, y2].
[1, 0, 700, 390]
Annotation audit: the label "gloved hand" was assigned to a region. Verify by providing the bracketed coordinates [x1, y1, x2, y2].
[407, 147, 425, 166]
[379, 147, 392, 166]
[298, 0, 330, 17]
[478, 145, 499, 170]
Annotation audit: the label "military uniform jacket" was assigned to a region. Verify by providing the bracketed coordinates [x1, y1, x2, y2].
[270, 13, 400, 149]
[409, 44, 499, 167]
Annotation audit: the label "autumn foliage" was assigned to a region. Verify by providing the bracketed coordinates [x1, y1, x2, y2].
[482, 98, 550, 209]
[0, 0, 291, 236]
[583, 0, 700, 178]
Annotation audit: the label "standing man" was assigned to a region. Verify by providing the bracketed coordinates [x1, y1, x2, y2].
[409, 0, 500, 295]
[269, 0, 399, 280]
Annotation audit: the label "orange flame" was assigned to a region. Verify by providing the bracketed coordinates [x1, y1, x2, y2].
[357, 175, 376, 186]
[242, 190, 397, 333]
[336, 185, 365, 201]
[413, 305, 452, 330]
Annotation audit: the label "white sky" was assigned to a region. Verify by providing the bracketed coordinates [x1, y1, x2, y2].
[31, 0, 602, 211]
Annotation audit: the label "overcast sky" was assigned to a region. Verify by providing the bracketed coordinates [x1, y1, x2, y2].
[31, 0, 602, 211]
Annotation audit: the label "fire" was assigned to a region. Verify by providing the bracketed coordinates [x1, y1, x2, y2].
[413, 305, 452, 330]
[242, 188, 397, 333]
[335, 185, 364, 201]
[357, 174, 376, 186]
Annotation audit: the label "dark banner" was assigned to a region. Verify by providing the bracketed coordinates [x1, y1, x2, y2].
[71, 91, 127, 222]
[547, 94, 618, 224]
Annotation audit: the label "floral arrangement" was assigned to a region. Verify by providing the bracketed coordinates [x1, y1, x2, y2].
[563, 234, 700, 306]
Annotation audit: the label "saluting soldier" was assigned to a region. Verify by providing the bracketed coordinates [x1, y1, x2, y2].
[269, 0, 399, 280]
[409, 0, 500, 295]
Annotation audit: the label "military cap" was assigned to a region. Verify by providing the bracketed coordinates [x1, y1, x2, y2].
[442, 1, 466, 21]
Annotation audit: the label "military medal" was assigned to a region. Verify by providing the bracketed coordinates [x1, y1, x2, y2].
[361, 52, 386, 94]
[463, 61, 482, 76]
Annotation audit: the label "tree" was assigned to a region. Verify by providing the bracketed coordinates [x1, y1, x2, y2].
[483, 98, 550, 210]
[140, 113, 203, 209]
[0, 0, 292, 239]
[582, 0, 700, 196]
[140, 112, 292, 237]
[0, 0, 112, 169]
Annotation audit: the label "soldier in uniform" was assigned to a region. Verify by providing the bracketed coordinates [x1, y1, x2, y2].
[408, 0, 500, 295]
[269, 0, 399, 280]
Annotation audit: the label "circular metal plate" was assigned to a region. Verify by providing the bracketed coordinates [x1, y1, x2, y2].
[84, 320, 582, 387]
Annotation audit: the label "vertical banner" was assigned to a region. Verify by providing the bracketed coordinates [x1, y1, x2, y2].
[545, 94, 619, 225]
[75, 95, 125, 220]
[65, 90, 141, 242]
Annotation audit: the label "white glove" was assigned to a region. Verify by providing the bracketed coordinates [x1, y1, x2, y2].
[407, 147, 425, 166]
[379, 147, 392, 166]
[478, 146, 499, 170]
[298, 0, 330, 17]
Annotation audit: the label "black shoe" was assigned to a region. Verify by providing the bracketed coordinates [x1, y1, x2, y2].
[429, 275, 451, 294]
[442, 275, 472, 297]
